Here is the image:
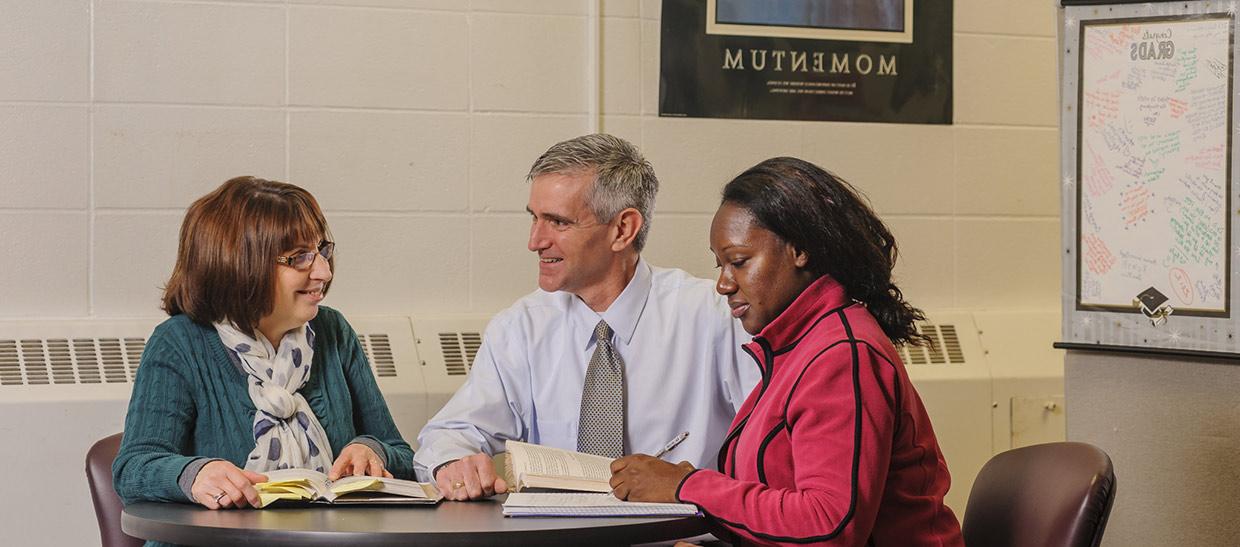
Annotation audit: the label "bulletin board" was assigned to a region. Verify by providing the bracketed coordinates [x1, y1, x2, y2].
[1061, 0, 1240, 355]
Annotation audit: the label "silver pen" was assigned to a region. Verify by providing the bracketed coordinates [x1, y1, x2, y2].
[652, 431, 690, 459]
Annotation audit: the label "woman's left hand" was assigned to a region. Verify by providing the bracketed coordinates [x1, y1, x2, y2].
[609, 455, 695, 503]
[328, 443, 393, 480]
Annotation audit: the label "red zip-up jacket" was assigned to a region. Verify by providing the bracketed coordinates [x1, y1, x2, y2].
[676, 276, 963, 546]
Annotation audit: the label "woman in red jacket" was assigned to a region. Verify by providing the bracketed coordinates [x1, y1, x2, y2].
[609, 157, 964, 546]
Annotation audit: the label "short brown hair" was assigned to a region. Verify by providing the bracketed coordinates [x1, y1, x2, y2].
[162, 176, 333, 334]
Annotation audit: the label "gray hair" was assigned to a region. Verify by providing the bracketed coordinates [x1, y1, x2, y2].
[526, 133, 659, 252]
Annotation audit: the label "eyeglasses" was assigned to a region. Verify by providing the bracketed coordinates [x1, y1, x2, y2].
[276, 241, 334, 271]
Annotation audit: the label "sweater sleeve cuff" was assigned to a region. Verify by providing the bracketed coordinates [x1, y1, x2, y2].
[347, 436, 388, 467]
[674, 468, 705, 503]
[176, 457, 222, 503]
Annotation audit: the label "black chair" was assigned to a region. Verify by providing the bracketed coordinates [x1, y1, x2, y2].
[962, 441, 1116, 547]
[86, 433, 145, 547]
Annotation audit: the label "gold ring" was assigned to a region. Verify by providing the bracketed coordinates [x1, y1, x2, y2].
[452, 481, 465, 490]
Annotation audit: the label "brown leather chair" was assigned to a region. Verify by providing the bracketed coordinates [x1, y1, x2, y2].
[86, 433, 145, 547]
[962, 441, 1116, 547]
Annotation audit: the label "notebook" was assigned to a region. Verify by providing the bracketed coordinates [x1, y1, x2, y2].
[501, 492, 701, 518]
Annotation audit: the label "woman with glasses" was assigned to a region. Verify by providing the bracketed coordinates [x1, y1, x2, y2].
[113, 177, 413, 515]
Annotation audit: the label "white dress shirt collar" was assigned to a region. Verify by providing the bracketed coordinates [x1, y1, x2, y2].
[571, 258, 652, 349]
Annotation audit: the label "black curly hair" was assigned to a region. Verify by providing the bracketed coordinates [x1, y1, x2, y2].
[721, 157, 928, 346]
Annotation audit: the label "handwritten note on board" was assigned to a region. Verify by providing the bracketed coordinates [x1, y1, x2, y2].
[1078, 16, 1232, 314]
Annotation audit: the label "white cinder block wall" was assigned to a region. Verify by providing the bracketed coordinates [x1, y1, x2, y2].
[0, 0, 1060, 324]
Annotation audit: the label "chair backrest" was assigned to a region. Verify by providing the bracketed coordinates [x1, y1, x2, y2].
[962, 441, 1116, 547]
[85, 433, 145, 547]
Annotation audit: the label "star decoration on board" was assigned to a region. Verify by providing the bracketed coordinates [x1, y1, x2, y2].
[1167, 330, 1183, 343]
[1063, 176, 1075, 188]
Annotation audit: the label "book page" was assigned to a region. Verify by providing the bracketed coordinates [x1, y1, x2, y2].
[331, 476, 439, 499]
[505, 492, 683, 508]
[502, 493, 700, 517]
[508, 441, 613, 481]
[255, 469, 331, 507]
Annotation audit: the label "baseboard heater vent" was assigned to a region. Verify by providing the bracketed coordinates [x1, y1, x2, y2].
[0, 333, 398, 386]
[438, 332, 483, 376]
[897, 323, 965, 365]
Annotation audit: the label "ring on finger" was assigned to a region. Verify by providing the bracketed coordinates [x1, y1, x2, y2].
[213, 492, 227, 504]
[451, 481, 465, 490]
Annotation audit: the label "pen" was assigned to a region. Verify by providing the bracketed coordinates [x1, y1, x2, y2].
[652, 432, 690, 460]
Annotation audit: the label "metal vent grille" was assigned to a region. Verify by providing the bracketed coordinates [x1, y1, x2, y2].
[439, 332, 483, 376]
[359, 333, 397, 378]
[124, 338, 145, 379]
[896, 324, 966, 365]
[0, 337, 146, 385]
[0, 340, 18, 385]
[1, 333, 403, 386]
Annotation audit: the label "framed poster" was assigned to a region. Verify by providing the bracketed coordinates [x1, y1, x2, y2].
[1076, 15, 1232, 316]
[1061, 1, 1240, 355]
[659, 0, 952, 124]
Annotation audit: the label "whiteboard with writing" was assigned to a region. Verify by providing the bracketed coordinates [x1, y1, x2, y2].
[1077, 15, 1232, 315]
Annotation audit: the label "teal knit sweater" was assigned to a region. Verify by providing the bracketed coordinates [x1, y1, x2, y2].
[113, 306, 415, 509]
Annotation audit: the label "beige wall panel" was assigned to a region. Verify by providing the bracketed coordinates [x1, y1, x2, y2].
[93, 106, 286, 209]
[290, 6, 468, 110]
[956, 127, 1059, 216]
[471, 215, 539, 312]
[92, 213, 181, 316]
[599, 115, 643, 149]
[325, 215, 470, 314]
[887, 217, 956, 310]
[602, 0, 640, 18]
[94, 1, 284, 105]
[955, 35, 1057, 127]
[641, 0, 661, 20]
[641, 214, 716, 280]
[470, 114, 589, 212]
[642, 117, 802, 213]
[0, 1, 89, 101]
[956, 0, 1056, 37]
[472, 0, 588, 16]
[602, 17, 642, 115]
[471, 13, 589, 113]
[290, 110, 469, 212]
[802, 123, 954, 216]
[290, 0, 462, 9]
[0, 213, 88, 316]
[956, 218, 1059, 309]
[640, 19, 660, 115]
[0, 106, 88, 209]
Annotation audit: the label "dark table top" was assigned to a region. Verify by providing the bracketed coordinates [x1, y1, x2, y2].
[122, 495, 709, 546]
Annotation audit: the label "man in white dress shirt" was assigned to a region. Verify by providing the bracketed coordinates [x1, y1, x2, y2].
[414, 134, 759, 500]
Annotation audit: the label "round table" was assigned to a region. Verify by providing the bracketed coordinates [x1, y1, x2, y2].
[122, 496, 709, 546]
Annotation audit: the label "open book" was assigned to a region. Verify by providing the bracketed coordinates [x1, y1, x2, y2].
[255, 469, 443, 507]
[503, 440, 614, 493]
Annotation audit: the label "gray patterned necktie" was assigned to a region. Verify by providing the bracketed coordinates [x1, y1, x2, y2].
[577, 320, 625, 458]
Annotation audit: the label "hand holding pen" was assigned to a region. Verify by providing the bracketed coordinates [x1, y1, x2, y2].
[609, 431, 695, 503]
[652, 431, 690, 460]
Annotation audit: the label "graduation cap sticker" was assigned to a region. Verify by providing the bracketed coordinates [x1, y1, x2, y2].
[1134, 286, 1174, 326]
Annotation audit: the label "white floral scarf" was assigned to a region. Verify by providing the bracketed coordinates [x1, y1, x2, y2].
[214, 322, 335, 474]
